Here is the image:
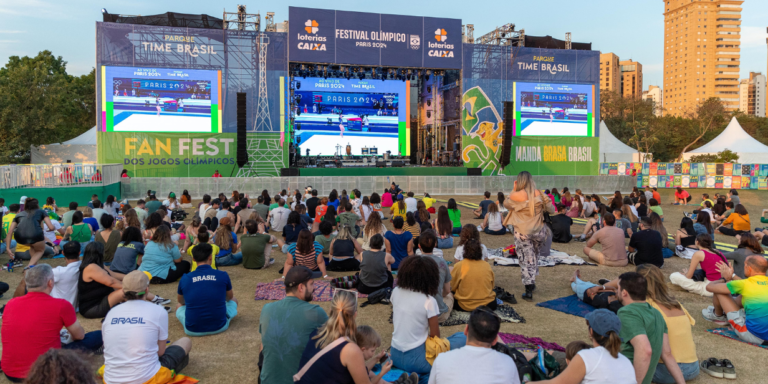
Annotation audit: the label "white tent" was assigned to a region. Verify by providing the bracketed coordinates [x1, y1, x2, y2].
[598, 121, 651, 162]
[683, 117, 768, 164]
[30, 126, 97, 164]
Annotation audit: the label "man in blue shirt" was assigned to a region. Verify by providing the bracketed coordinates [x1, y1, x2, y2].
[176, 243, 238, 336]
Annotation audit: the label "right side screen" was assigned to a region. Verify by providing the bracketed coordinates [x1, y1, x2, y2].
[515, 82, 594, 137]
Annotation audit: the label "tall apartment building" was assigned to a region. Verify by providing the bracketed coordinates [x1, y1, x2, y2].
[662, 0, 742, 115]
[738, 72, 766, 117]
[600, 53, 621, 94]
[620, 60, 644, 98]
[643, 85, 664, 116]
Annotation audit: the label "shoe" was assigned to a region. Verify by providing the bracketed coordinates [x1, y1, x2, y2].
[12, 260, 23, 268]
[152, 295, 171, 305]
[522, 284, 535, 301]
[574, 236, 586, 242]
[391, 373, 410, 384]
[162, 306, 172, 313]
[700, 358, 724, 378]
[598, 279, 611, 285]
[720, 359, 736, 380]
[497, 290, 517, 305]
[702, 307, 728, 325]
[684, 211, 690, 218]
[267, 257, 275, 266]
[409, 373, 419, 384]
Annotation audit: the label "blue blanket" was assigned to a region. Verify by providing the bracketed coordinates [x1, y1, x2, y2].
[536, 295, 595, 318]
[707, 327, 768, 350]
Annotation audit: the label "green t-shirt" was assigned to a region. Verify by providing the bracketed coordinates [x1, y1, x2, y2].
[145, 200, 163, 214]
[259, 297, 328, 384]
[618, 302, 667, 384]
[240, 233, 272, 269]
[314, 234, 335, 255]
[338, 212, 361, 237]
[448, 208, 462, 228]
[649, 205, 663, 217]
[268, 203, 279, 212]
[253, 204, 269, 221]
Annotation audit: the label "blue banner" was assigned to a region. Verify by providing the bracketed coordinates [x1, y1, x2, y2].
[289, 6, 462, 69]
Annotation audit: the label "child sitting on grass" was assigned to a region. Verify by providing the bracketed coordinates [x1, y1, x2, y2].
[565, 340, 591, 365]
[356, 325, 418, 384]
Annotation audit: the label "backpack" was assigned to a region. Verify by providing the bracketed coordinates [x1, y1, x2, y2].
[491, 343, 535, 383]
[360, 287, 391, 307]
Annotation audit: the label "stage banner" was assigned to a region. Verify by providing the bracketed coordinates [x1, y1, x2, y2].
[98, 132, 239, 177]
[288, 7, 462, 69]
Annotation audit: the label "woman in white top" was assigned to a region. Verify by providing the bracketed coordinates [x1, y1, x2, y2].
[361, 213, 388, 250]
[454, 225, 489, 261]
[539, 309, 636, 384]
[390, 256, 466, 381]
[103, 195, 120, 217]
[479, 203, 506, 235]
[359, 196, 374, 222]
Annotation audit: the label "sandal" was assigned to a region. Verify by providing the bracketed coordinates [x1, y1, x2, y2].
[700, 358, 724, 378]
[719, 359, 736, 380]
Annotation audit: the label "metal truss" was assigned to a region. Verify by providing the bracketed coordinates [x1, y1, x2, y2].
[253, 34, 273, 132]
[235, 136, 283, 177]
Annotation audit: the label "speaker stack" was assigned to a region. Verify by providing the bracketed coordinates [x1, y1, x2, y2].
[236, 93, 248, 167]
[499, 101, 514, 169]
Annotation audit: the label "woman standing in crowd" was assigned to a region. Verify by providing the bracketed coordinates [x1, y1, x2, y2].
[284, 229, 330, 279]
[446, 199, 462, 235]
[328, 225, 363, 272]
[361, 213, 387, 251]
[503, 171, 554, 301]
[433, 206, 455, 249]
[5, 198, 56, 266]
[390, 256, 466, 383]
[95, 214, 121, 264]
[675, 217, 698, 259]
[670, 234, 728, 296]
[357, 234, 395, 294]
[454, 224, 489, 261]
[478, 203, 506, 235]
[451, 238, 496, 311]
[139, 225, 190, 284]
[638, 264, 700, 383]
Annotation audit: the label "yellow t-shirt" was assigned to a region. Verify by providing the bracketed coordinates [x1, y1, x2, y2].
[2, 213, 27, 252]
[422, 197, 437, 209]
[187, 243, 219, 271]
[390, 204, 407, 221]
[450, 259, 496, 311]
[647, 298, 698, 364]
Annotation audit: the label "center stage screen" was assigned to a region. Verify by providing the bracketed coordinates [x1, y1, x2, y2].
[294, 78, 408, 156]
[102, 66, 221, 133]
[514, 82, 594, 137]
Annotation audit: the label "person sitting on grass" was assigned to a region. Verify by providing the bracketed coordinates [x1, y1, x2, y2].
[613, 208, 634, 238]
[582, 213, 628, 267]
[384, 217, 414, 270]
[703, 255, 768, 348]
[454, 224, 489, 261]
[564, 341, 592, 366]
[715, 204, 750, 237]
[473, 191, 493, 219]
[433, 206, 456, 249]
[648, 198, 663, 220]
[284, 229, 330, 280]
[390, 195, 407, 223]
[102, 271, 193, 384]
[672, 187, 691, 205]
[356, 326, 418, 384]
[569, 269, 622, 313]
[714, 201, 735, 225]
[451, 238, 496, 312]
[575, 205, 605, 242]
[674, 217, 698, 259]
[669, 234, 726, 296]
[51, 241, 83, 308]
[1, 264, 103, 383]
[403, 212, 421, 238]
[537, 309, 635, 384]
[428, 307, 520, 384]
[139, 225, 191, 284]
[109, 226, 145, 279]
[213, 217, 242, 266]
[241, 219, 278, 270]
[327, 225, 363, 272]
[361, 212, 387, 251]
[176, 243, 238, 337]
[724, 233, 763, 280]
[478, 202, 506, 235]
[417, 230, 453, 323]
[551, 204, 573, 243]
[446, 199, 463, 235]
[24, 349, 98, 384]
[628, 216, 664, 268]
[314, 220, 336, 258]
[356, 234, 395, 295]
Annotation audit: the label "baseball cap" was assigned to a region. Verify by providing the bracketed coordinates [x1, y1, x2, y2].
[169, 192, 176, 198]
[122, 270, 150, 294]
[20, 196, 27, 204]
[285, 266, 314, 288]
[585, 309, 622, 339]
[397, 194, 404, 200]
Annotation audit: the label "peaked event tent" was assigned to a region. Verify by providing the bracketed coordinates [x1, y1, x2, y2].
[30, 126, 97, 164]
[683, 117, 768, 164]
[598, 121, 651, 162]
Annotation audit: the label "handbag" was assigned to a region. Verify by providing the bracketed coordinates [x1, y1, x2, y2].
[293, 337, 348, 382]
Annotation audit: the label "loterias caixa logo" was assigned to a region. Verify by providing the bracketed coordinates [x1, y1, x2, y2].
[428, 28, 454, 58]
[297, 19, 327, 51]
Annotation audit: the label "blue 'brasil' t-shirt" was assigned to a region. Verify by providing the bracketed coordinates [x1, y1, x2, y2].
[177, 264, 232, 333]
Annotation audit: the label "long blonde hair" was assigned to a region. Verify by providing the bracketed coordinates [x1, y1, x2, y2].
[636, 264, 682, 310]
[514, 171, 537, 215]
[313, 290, 357, 349]
[364, 212, 383, 238]
[336, 225, 353, 241]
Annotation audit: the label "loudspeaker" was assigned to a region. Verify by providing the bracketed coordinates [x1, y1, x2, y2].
[391, 161, 404, 168]
[236, 93, 248, 167]
[467, 168, 482, 176]
[280, 168, 299, 176]
[499, 101, 514, 168]
[376, 161, 387, 168]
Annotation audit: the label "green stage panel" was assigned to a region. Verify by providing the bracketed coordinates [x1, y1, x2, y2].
[298, 167, 468, 177]
[0, 182, 122, 207]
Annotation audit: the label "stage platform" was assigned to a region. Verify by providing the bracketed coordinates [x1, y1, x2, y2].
[298, 167, 468, 177]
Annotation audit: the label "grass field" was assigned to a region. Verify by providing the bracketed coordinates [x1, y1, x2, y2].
[1, 188, 766, 383]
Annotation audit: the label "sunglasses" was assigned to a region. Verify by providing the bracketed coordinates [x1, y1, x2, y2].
[333, 287, 359, 308]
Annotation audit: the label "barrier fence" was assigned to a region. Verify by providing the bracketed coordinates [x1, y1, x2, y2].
[600, 162, 768, 190]
[0, 164, 123, 189]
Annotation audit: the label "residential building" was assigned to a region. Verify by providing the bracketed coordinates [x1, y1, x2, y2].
[600, 53, 621, 94]
[662, 0, 742, 115]
[643, 85, 664, 116]
[738, 72, 766, 117]
[620, 60, 643, 98]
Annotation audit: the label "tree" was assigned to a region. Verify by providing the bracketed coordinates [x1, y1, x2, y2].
[688, 149, 739, 163]
[0, 51, 94, 163]
[677, 98, 726, 162]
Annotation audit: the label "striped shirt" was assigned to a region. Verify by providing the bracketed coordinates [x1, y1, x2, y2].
[402, 223, 421, 238]
[287, 241, 324, 270]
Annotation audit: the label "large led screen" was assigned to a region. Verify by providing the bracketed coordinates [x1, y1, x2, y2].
[514, 82, 594, 137]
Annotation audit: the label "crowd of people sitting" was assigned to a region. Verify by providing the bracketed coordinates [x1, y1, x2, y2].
[0, 178, 766, 384]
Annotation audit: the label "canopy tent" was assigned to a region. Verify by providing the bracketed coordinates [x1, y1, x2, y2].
[30, 126, 97, 164]
[683, 117, 768, 164]
[598, 121, 651, 162]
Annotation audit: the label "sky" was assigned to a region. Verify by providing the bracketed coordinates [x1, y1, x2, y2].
[1, 0, 767, 88]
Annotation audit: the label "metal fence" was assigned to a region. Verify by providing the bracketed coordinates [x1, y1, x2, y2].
[0, 164, 124, 189]
[121, 175, 636, 200]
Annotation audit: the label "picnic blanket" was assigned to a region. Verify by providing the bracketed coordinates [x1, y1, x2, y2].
[498, 333, 565, 352]
[536, 295, 595, 318]
[707, 327, 768, 350]
[489, 248, 595, 267]
[254, 279, 368, 302]
[388, 304, 525, 326]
